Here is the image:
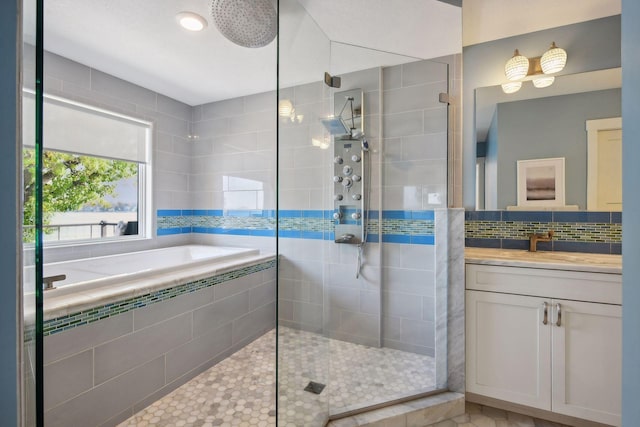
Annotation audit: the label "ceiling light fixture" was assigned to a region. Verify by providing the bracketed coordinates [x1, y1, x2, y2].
[176, 12, 208, 32]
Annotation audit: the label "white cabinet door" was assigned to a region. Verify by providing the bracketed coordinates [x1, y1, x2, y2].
[551, 299, 622, 426]
[466, 291, 551, 409]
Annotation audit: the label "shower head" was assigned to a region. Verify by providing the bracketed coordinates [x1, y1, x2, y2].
[321, 117, 351, 136]
[350, 129, 364, 139]
[210, 0, 277, 48]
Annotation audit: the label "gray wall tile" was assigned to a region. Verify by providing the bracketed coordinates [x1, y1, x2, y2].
[214, 272, 262, 301]
[201, 97, 244, 120]
[384, 82, 445, 114]
[44, 349, 93, 411]
[44, 312, 133, 364]
[165, 323, 232, 383]
[402, 60, 448, 87]
[44, 51, 90, 89]
[383, 291, 423, 320]
[383, 110, 424, 138]
[90, 69, 157, 110]
[250, 280, 276, 310]
[45, 356, 165, 427]
[157, 94, 191, 121]
[232, 301, 276, 345]
[193, 291, 250, 337]
[133, 286, 213, 330]
[401, 318, 435, 347]
[94, 314, 191, 384]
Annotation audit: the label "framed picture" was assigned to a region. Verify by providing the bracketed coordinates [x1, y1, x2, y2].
[517, 157, 566, 207]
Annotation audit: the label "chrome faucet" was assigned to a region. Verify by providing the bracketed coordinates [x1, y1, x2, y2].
[528, 230, 554, 252]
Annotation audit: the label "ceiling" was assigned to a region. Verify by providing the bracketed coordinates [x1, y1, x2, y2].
[463, 0, 621, 46]
[30, 0, 462, 106]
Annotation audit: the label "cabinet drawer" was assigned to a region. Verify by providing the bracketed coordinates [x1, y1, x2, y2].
[466, 264, 621, 305]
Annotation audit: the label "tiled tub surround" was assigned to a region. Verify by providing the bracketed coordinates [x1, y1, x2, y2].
[42, 257, 276, 427]
[157, 208, 435, 244]
[465, 210, 621, 254]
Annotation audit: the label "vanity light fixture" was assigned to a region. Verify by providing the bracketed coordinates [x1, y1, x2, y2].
[502, 42, 567, 93]
[176, 12, 208, 32]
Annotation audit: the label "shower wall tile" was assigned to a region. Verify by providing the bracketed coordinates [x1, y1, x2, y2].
[90, 69, 157, 110]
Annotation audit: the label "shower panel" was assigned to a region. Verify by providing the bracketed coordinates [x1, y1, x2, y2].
[329, 89, 365, 246]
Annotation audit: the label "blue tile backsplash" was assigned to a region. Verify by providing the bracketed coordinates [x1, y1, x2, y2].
[465, 210, 621, 254]
[157, 209, 436, 245]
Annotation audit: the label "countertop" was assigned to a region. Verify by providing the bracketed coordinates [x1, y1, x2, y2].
[465, 247, 622, 274]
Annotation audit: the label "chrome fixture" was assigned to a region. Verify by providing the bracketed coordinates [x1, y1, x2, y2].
[528, 230, 554, 252]
[210, 0, 277, 48]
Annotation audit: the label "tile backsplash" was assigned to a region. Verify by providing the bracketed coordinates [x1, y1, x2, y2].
[465, 210, 621, 254]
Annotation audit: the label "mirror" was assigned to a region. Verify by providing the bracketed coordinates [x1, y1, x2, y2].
[475, 68, 621, 211]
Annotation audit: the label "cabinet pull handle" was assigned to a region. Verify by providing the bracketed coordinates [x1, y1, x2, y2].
[542, 302, 548, 325]
[555, 303, 562, 327]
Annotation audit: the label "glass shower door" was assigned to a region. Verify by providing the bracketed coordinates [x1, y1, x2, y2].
[277, 0, 333, 425]
[277, 2, 451, 425]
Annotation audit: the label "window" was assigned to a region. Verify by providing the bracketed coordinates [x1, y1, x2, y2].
[23, 92, 152, 243]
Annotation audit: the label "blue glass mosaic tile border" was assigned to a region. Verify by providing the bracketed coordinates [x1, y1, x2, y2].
[465, 210, 621, 254]
[43, 259, 277, 336]
[157, 209, 435, 245]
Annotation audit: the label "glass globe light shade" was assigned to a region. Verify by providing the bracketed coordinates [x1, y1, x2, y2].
[505, 49, 530, 81]
[278, 99, 293, 118]
[532, 76, 555, 88]
[501, 81, 522, 94]
[540, 42, 567, 74]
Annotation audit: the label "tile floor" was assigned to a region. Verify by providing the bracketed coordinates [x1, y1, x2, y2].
[444, 402, 568, 427]
[120, 327, 436, 426]
[119, 327, 569, 427]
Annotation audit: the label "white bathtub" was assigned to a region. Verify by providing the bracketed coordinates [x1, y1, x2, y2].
[44, 245, 259, 288]
[44, 245, 259, 290]
[31, 245, 275, 320]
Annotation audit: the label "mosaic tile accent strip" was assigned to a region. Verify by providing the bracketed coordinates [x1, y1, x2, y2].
[465, 210, 622, 254]
[43, 259, 276, 336]
[156, 210, 435, 245]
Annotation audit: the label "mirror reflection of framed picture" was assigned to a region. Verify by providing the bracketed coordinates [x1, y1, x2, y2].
[517, 157, 565, 207]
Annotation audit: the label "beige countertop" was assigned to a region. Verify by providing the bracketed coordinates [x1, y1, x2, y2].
[465, 247, 622, 274]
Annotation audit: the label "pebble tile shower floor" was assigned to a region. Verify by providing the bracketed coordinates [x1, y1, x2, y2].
[119, 327, 436, 426]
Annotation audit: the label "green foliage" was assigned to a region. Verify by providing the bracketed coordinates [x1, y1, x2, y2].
[23, 149, 138, 241]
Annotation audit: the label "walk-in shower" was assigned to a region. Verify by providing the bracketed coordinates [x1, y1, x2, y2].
[23, 0, 458, 425]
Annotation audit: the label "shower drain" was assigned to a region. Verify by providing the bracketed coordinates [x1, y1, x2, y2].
[304, 381, 326, 395]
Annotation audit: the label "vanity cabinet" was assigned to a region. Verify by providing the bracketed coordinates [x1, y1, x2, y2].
[466, 263, 622, 426]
